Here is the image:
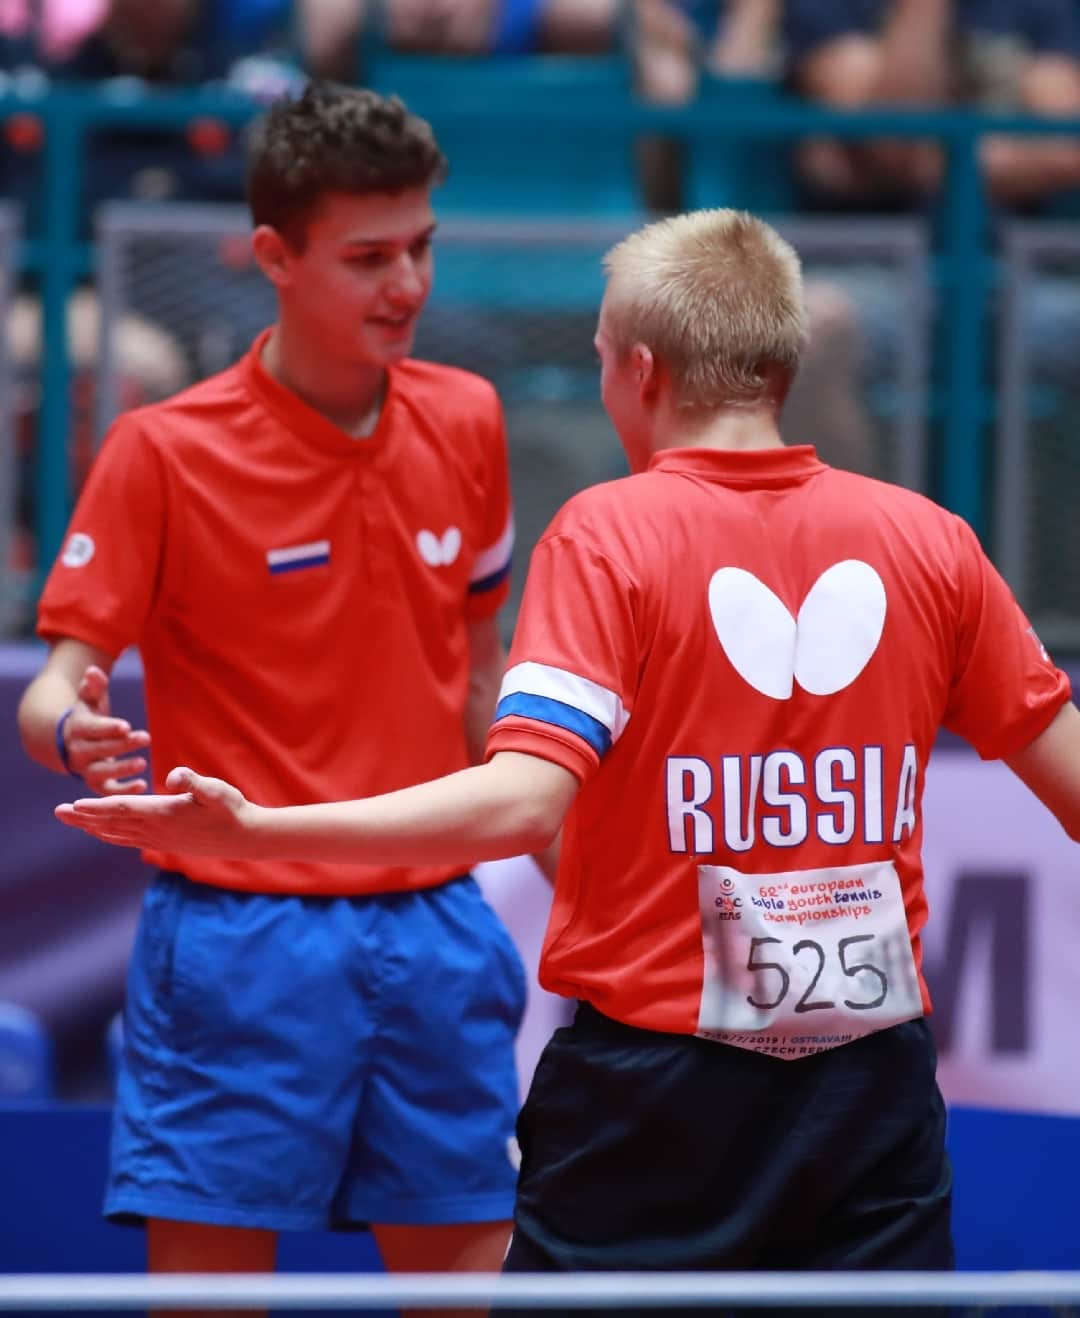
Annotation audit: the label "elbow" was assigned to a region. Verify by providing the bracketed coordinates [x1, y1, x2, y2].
[512, 809, 562, 857]
[504, 796, 566, 857]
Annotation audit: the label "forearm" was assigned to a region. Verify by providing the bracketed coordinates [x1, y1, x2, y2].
[982, 59, 1080, 204]
[464, 618, 507, 765]
[708, 0, 777, 75]
[982, 136, 1080, 203]
[242, 757, 564, 867]
[17, 670, 79, 772]
[465, 678, 500, 765]
[296, 0, 365, 79]
[871, 0, 951, 105]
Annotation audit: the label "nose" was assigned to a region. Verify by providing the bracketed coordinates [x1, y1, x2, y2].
[387, 253, 425, 306]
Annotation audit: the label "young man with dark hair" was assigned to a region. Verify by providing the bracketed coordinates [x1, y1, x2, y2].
[20, 82, 522, 1304]
[60, 207, 1080, 1315]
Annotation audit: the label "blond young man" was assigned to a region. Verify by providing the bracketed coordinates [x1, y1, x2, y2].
[60, 209, 1080, 1310]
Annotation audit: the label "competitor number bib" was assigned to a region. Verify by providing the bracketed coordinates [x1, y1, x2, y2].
[696, 860, 923, 1058]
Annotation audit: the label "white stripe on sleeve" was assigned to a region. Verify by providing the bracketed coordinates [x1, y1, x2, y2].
[498, 661, 631, 742]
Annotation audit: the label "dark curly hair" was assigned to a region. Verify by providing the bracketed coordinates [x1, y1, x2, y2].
[247, 81, 448, 247]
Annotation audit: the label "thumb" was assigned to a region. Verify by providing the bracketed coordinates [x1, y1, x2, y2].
[165, 766, 234, 807]
[165, 766, 199, 795]
[77, 665, 110, 711]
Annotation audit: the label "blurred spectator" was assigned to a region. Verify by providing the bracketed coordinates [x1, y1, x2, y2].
[204, 0, 294, 51]
[47, 0, 302, 307]
[626, 3, 873, 476]
[779, 0, 1080, 480]
[388, 0, 619, 55]
[785, 0, 1080, 212]
[634, 0, 779, 106]
[299, 0, 625, 79]
[51, 0, 249, 214]
[632, 1, 781, 211]
[3, 0, 307, 608]
[0, 0, 106, 64]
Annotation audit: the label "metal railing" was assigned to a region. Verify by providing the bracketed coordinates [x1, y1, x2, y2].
[1, 1269, 1080, 1311]
[5, 83, 1080, 603]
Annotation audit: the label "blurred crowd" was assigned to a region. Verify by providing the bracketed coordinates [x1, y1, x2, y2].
[1, 0, 1076, 214]
[9, 0, 1080, 617]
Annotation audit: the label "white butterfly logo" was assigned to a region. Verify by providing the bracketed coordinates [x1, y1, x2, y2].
[708, 560, 887, 700]
[416, 526, 462, 567]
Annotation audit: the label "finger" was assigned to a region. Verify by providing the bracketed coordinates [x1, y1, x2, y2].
[89, 833, 143, 848]
[55, 806, 140, 843]
[65, 818, 144, 847]
[67, 716, 135, 742]
[82, 755, 148, 781]
[68, 736, 150, 768]
[69, 794, 169, 816]
[80, 768, 149, 796]
[99, 778, 149, 796]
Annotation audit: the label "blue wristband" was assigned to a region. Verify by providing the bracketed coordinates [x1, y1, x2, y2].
[56, 706, 79, 778]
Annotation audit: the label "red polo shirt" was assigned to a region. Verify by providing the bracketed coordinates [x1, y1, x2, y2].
[40, 330, 514, 895]
[487, 445, 1069, 1035]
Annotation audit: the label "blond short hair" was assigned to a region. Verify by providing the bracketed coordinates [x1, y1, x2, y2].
[602, 209, 809, 409]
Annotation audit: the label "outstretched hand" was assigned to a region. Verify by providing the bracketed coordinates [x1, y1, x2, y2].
[55, 766, 256, 856]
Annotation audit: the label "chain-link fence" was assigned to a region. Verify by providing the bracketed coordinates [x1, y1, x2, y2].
[997, 223, 1080, 651]
[95, 205, 930, 627]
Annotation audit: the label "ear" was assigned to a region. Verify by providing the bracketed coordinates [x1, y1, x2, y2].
[630, 343, 660, 403]
[251, 224, 294, 288]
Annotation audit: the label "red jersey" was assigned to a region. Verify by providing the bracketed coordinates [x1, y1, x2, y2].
[40, 330, 514, 895]
[487, 445, 1069, 1051]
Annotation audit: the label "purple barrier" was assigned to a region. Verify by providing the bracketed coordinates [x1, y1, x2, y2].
[4, 639, 1080, 1117]
[0, 643, 570, 1100]
[1, 646, 148, 1093]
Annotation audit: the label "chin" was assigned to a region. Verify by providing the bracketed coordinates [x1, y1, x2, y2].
[373, 333, 417, 365]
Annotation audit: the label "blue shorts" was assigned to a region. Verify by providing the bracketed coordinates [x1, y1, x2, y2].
[106, 870, 526, 1231]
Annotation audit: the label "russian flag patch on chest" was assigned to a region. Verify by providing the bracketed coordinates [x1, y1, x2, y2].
[266, 540, 331, 574]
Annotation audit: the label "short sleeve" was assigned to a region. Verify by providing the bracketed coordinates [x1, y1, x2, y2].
[485, 529, 639, 782]
[942, 517, 1071, 758]
[36, 416, 167, 657]
[465, 390, 514, 620]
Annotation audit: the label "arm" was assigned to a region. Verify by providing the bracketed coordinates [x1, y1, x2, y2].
[981, 54, 1080, 205]
[1004, 701, 1080, 842]
[465, 615, 564, 879]
[866, 0, 951, 105]
[18, 637, 150, 792]
[792, 0, 949, 202]
[707, 0, 778, 76]
[57, 751, 579, 868]
[633, 0, 698, 104]
[464, 616, 506, 766]
[387, 0, 495, 53]
[296, 0, 366, 79]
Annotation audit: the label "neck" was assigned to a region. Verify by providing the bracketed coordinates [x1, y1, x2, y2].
[655, 398, 785, 455]
[262, 323, 387, 437]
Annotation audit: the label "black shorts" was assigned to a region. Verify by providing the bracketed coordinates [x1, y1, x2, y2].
[503, 1003, 953, 1318]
